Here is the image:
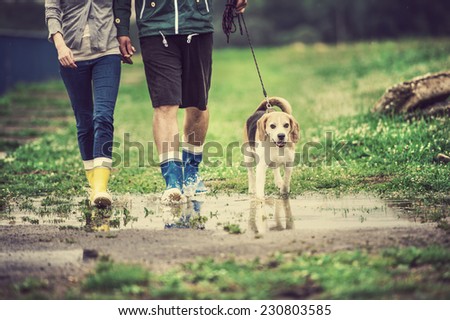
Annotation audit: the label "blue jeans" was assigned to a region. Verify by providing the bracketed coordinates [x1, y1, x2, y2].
[60, 54, 121, 160]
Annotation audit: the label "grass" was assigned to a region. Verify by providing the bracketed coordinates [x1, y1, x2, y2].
[223, 223, 243, 234]
[10, 246, 450, 299]
[0, 82, 71, 152]
[1, 38, 450, 299]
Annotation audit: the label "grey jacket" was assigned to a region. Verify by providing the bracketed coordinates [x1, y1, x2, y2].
[45, 0, 119, 52]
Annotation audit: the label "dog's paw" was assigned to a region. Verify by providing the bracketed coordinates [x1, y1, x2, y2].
[279, 185, 290, 195]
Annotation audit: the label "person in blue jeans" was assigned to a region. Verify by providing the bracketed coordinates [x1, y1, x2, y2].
[45, 0, 123, 207]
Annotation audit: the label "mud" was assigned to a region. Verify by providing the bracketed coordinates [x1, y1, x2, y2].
[0, 193, 448, 295]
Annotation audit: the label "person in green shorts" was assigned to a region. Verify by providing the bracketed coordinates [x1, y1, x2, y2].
[113, 0, 248, 203]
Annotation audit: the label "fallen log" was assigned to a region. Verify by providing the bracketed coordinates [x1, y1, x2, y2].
[405, 100, 450, 120]
[373, 71, 450, 114]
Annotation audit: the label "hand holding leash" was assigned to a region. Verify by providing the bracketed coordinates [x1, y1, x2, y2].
[235, 0, 248, 13]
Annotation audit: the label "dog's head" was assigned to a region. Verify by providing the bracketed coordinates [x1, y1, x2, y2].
[257, 112, 300, 147]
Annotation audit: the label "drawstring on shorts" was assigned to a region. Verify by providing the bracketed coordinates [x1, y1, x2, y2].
[159, 31, 200, 47]
[187, 33, 199, 43]
[159, 31, 168, 47]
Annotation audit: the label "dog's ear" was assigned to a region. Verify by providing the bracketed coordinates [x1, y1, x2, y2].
[289, 115, 300, 143]
[256, 114, 269, 141]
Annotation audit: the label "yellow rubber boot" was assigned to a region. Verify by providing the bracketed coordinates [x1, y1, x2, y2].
[91, 167, 112, 208]
[85, 169, 95, 200]
[85, 169, 94, 188]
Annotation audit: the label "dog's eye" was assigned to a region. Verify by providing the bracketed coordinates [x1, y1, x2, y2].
[283, 123, 290, 128]
[270, 124, 276, 129]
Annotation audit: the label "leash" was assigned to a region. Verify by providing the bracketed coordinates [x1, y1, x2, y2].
[222, 1, 273, 111]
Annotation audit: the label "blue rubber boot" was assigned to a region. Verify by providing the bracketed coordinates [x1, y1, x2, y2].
[183, 149, 208, 196]
[160, 160, 185, 204]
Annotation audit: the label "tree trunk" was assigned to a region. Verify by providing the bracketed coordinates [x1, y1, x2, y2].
[372, 71, 450, 115]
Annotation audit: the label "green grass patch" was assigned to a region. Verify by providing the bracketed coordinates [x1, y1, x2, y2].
[223, 223, 243, 234]
[82, 246, 450, 299]
[10, 246, 449, 299]
[82, 259, 150, 296]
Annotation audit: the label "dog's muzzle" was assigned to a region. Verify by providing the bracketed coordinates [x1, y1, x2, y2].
[275, 133, 286, 148]
[274, 140, 287, 148]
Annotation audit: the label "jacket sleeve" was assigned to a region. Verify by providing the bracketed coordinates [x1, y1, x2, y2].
[44, 0, 63, 42]
[113, 0, 132, 37]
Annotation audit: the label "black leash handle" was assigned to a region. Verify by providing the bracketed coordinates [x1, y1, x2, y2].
[222, 0, 239, 43]
[222, 1, 272, 108]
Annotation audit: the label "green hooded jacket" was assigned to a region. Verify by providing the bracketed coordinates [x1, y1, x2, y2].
[113, 0, 214, 38]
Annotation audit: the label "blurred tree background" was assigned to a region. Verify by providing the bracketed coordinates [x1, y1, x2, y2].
[1, 0, 449, 46]
[213, 0, 450, 46]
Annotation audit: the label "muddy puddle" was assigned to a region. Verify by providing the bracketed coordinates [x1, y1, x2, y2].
[1, 193, 421, 235]
[2, 193, 446, 291]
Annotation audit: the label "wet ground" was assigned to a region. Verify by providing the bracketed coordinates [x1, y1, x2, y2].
[0, 193, 422, 232]
[0, 193, 448, 295]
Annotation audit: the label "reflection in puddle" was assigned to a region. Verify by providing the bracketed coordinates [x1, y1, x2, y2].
[2, 194, 422, 234]
[163, 200, 206, 229]
[249, 198, 294, 236]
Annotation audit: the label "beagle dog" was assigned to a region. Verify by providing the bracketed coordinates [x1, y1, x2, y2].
[243, 97, 300, 199]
